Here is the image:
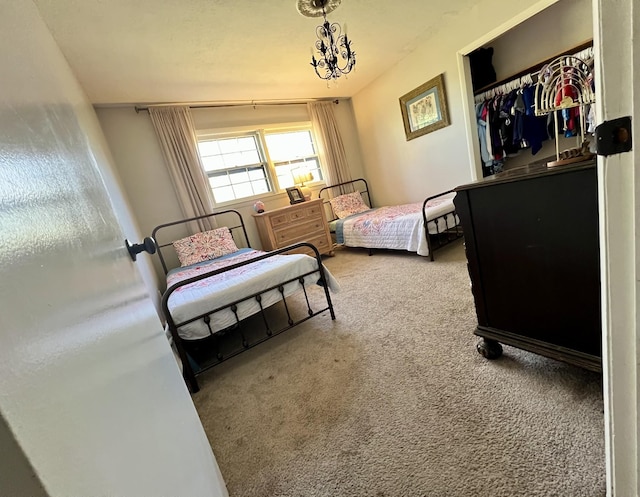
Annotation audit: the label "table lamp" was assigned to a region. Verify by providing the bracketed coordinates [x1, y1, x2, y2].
[292, 170, 314, 200]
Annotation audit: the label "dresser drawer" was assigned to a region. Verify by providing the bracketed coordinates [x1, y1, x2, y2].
[306, 233, 331, 254]
[304, 203, 323, 218]
[274, 219, 325, 245]
[282, 234, 331, 257]
[269, 204, 322, 228]
[269, 212, 290, 228]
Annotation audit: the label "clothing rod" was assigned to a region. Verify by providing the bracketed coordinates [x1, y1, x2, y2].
[473, 40, 593, 97]
[474, 45, 594, 104]
[134, 98, 340, 113]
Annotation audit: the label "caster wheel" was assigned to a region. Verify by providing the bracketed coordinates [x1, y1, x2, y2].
[477, 339, 503, 360]
[242, 340, 249, 349]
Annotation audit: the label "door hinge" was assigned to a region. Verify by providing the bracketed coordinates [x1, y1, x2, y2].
[594, 116, 632, 156]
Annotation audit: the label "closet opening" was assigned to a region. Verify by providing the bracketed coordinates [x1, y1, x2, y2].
[470, 41, 594, 177]
[457, 0, 595, 179]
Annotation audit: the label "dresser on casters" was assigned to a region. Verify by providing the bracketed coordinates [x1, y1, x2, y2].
[454, 160, 601, 371]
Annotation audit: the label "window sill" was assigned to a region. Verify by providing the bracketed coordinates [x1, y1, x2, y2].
[214, 183, 326, 211]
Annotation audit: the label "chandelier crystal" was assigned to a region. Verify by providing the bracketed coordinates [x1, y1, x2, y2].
[297, 0, 356, 82]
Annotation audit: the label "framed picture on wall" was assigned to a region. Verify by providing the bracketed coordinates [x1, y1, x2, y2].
[399, 73, 451, 141]
[286, 186, 305, 204]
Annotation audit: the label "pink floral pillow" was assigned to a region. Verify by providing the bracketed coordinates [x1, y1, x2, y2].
[329, 191, 370, 219]
[173, 227, 239, 267]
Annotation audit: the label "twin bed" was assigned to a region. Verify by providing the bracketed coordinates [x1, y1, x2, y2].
[319, 178, 462, 260]
[153, 180, 461, 392]
[153, 210, 338, 392]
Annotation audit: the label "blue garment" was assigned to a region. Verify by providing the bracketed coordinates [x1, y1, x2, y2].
[522, 86, 548, 155]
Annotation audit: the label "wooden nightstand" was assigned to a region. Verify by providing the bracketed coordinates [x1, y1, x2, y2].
[252, 198, 333, 257]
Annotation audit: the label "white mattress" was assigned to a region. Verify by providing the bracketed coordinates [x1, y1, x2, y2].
[165, 249, 340, 340]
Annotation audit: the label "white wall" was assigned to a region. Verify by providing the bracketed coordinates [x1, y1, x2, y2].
[351, 0, 591, 205]
[97, 99, 364, 286]
[491, 0, 592, 80]
[0, 1, 227, 495]
[488, 0, 593, 169]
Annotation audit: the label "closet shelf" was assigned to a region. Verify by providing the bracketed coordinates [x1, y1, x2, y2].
[473, 39, 593, 100]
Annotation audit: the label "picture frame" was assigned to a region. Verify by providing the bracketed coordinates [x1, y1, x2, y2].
[286, 186, 305, 204]
[399, 73, 450, 141]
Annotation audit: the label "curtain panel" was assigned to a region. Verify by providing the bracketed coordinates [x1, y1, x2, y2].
[307, 101, 354, 195]
[148, 106, 216, 232]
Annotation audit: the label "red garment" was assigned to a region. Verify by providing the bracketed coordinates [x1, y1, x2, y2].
[555, 67, 576, 107]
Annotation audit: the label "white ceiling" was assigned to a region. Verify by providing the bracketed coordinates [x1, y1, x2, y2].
[33, 0, 475, 106]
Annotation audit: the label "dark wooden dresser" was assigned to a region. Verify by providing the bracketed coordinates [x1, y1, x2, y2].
[454, 160, 601, 371]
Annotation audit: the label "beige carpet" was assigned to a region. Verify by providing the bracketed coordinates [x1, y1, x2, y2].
[193, 241, 605, 497]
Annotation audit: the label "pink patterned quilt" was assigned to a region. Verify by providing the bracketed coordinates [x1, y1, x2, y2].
[335, 193, 458, 256]
[166, 250, 339, 340]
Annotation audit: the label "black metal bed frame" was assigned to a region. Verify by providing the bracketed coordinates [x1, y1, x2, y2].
[318, 178, 463, 261]
[152, 210, 336, 393]
[421, 190, 464, 261]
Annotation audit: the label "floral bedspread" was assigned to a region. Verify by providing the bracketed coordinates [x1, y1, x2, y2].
[334, 194, 458, 256]
[167, 249, 267, 291]
[165, 250, 339, 340]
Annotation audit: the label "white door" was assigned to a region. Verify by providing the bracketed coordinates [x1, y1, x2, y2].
[593, 0, 639, 495]
[0, 2, 227, 496]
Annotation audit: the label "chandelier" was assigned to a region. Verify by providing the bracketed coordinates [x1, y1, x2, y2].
[297, 0, 356, 82]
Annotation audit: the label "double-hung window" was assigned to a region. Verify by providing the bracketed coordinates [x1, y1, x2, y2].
[197, 132, 270, 204]
[264, 129, 322, 190]
[196, 125, 322, 205]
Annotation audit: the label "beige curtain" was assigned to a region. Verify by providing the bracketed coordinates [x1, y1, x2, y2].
[307, 101, 354, 195]
[148, 106, 216, 232]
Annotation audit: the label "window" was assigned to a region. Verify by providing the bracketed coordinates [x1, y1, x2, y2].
[197, 133, 270, 204]
[197, 126, 322, 204]
[264, 129, 322, 190]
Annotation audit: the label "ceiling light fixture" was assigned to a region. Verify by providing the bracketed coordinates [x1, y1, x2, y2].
[297, 0, 356, 82]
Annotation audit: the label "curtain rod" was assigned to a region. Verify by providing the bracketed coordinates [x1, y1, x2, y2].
[134, 98, 340, 113]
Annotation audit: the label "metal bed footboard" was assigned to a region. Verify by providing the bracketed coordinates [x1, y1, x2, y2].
[152, 211, 335, 393]
[422, 190, 464, 262]
[162, 242, 335, 393]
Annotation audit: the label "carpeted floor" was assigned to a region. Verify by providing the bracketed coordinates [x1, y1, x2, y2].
[193, 241, 605, 497]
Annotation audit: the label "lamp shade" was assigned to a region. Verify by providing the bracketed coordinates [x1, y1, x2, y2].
[292, 170, 314, 186]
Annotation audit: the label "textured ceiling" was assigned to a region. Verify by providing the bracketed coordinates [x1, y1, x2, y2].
[33, 0, 473, 105]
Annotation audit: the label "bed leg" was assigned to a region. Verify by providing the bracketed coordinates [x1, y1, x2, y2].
[185, 371, 200, 394]
[178, 348, 200, 393]
[170, 325, 200, 393]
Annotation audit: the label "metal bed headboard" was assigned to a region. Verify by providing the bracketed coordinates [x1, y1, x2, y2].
[318, 178, 372, 222]
[151, 210, 251, 275]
